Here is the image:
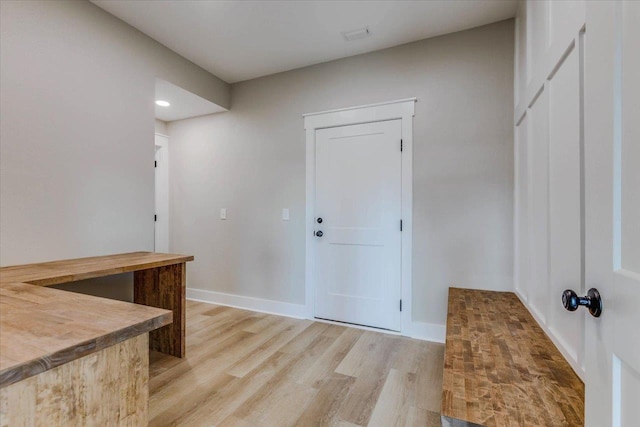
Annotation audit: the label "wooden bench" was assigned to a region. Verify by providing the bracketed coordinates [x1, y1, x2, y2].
[441, 287, 584, 426]
[0, 252, 194, 358]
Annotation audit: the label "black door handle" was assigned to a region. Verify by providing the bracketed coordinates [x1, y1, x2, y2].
[315, 230, 323, 237]
[562, 288, 602, 317]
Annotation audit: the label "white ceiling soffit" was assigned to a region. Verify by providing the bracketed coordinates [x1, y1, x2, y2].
[155, 79, 227, 122]
[93, 0, 517, 84]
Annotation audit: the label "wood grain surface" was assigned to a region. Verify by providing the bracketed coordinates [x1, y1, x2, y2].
[0, 252, 194, 286]
[0, 334, 149, 426]
[148, 300, 446, 427]
[0, 251, 193, 359]
[134, 263, 185, 357]
[442, 287, 585, 426]
[0, 282, 171, 388]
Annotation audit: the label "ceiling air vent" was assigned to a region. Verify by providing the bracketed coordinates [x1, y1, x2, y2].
[341, 27, 371, 42]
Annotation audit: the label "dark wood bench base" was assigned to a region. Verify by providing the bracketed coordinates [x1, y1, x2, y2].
[134, 263, 186, 358]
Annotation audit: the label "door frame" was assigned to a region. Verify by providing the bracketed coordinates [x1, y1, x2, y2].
[154, 132, 169, 253]
[303, 98, 416, 334]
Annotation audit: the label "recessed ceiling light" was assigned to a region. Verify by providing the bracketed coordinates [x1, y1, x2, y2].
[341, 27, 371, 42]
[155, 100, 170, 107]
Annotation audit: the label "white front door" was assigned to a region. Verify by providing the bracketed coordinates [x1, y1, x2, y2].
[314, 119, 402, 331]
[154, 134, 169, 253]
[584, 1, 640, 425]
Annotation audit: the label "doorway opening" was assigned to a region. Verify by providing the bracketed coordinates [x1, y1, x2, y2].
[153, 78, 229, 253]
[154, 133, 169, 253]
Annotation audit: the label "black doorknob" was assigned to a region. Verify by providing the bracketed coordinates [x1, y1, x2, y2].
[317, 217, 323, 224]
[562, 288, 602, 317]
[315, 230, 323, 237]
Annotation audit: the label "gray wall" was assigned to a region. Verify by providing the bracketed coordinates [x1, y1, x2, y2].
[168, 20, 515, 326]
[0, 0, 228, 267]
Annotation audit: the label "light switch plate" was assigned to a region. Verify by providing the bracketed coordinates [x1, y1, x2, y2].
[220, 208, 227, 220]
[282, 208, 290, 221]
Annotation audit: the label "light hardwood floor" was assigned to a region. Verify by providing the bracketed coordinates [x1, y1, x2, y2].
[148, 300, 444, 427]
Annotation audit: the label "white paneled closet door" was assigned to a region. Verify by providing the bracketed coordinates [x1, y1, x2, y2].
[583, 2, 640, 426]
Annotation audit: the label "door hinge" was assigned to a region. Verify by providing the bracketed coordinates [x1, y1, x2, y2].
[154, 214, 157, 222]
[154, 160, 157, 168]
[400, 139, 403, 152]
[400, 299, 403, 312]
[400, 219, 403, 231]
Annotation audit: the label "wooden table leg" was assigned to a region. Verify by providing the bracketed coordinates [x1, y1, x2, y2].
[133, 263, 185, 357]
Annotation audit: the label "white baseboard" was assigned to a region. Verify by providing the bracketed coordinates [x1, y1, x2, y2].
[186, 288, 307, 319]
[405, 321, 446, 343]
[187, 287, 446, 343]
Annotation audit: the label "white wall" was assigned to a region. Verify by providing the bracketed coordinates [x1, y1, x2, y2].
[169, 20, 515, 329]
[155, 119, 169, 135]
[0, 0, 228, 268]
[514, 0, 588, 377]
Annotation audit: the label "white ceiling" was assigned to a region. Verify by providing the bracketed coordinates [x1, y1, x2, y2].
[155, 79, 227, 122]
[93, 0, 517, 84]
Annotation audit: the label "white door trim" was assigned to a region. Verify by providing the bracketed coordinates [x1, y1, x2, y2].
[303, 98, 416, 334]
[154, 133, 169, 253]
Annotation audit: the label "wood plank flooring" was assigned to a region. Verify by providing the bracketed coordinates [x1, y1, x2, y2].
[149, 300, 445, 427]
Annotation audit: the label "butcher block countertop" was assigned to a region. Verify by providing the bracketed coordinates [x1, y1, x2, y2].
[0, 251, 194, 286]
[442, 287, 584, 426]
[0, 281, 172, 388]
